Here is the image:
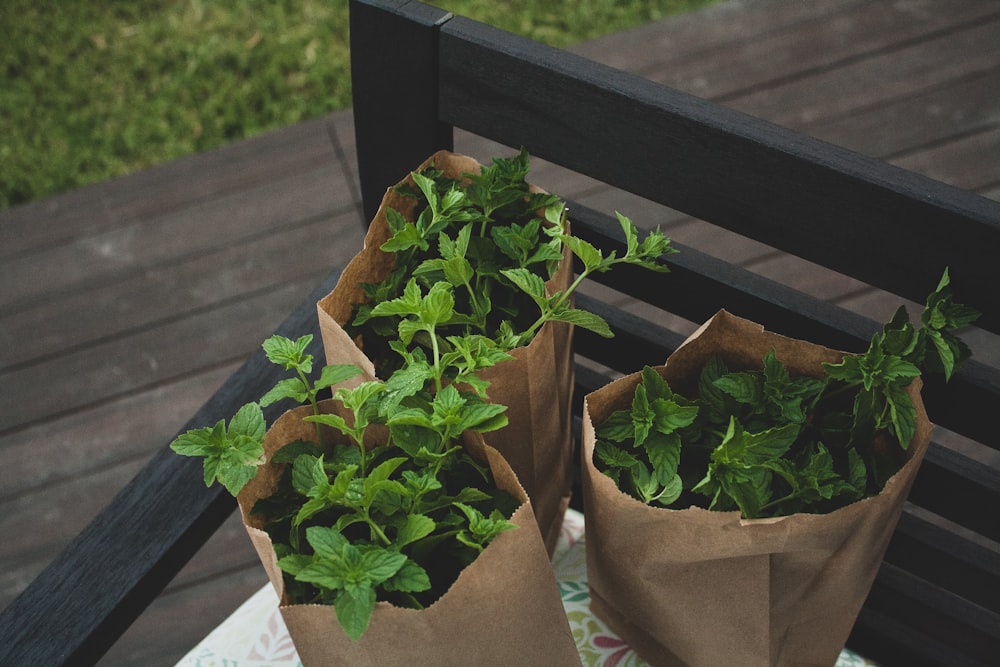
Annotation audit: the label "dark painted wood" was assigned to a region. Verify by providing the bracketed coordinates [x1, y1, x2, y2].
[437, 16, 1000, 334]
[350, 0, 454, 221]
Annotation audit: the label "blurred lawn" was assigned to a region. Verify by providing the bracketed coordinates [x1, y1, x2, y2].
[0, 0, 717, 209]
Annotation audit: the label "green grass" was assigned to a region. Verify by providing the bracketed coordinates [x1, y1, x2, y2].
[0, 0, 718, 209]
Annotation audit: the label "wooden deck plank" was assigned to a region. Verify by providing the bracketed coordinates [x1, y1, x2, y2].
[99, 563, 267, 666]
[0, 207, 361, 371]
[643, 0, 1000, 103]
[0, 276, 331, 431]
[0, 366, 236, 500]
[584, 0, 867, 73]
[0, 161, 356, 314]
[805, 68, 1000, 159]
[0, 117, 343, 259]
[728, 18, 1000, 128]
[895, 126, 1000, 193]
[0, 458, 147, 607]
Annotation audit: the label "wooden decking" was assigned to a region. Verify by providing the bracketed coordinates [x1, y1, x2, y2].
[2, 0, 998, 664]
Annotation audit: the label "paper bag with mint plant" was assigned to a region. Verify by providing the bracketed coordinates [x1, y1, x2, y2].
[236, 397, 580, 666]
[580, 285, 976, 666]
[169, 323, 583, 664]
[317, 149, 672, 554]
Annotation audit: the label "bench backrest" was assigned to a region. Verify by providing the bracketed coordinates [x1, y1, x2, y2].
[349, 1, 1000, 665]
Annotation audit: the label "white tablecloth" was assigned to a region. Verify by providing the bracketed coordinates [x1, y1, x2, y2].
[177, 509, 877, 666]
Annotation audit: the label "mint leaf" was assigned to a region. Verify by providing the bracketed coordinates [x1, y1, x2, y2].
[316, 364, 365, 392]
[454, 503, 517, 552]
[651, 398, 698, 434]
[382, 559, 432, 594]
[263, 334, 313, 373]
[259, 377, 309, 407]
[640, 366, 674, 401]
[370, 278, 424, 319]
[617, 213, 674, 272]
[500, 267, 548, 308]
[381, 217, 429, 253]
[291, 454, 326, 496]
[335, 585, 377, 641]
[714, 371, 763, 409]
[169, 402, 265, 495]
[169, 420, 225, 460]
[886, 382, 917, 448]
[644, 431, 682, 481]
[395, 513, 436, 547]
[544, 303, 614, 338]
[420, 282, 455, 326]
[697, 354, 733, 424]
[630, 383, 655, 446]
[457, 400, 509, 433]
[558, 234, 605, 273]
[283, 526, 410, 641]
[271, 439, 324, 464]
[595, 439, 640, 470]
[596, 410, 635, 443]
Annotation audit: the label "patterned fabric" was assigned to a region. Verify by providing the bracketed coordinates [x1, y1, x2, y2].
[176, 510, 878, 666]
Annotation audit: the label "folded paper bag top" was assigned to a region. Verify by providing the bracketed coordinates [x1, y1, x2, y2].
[581, 310, 931, 667]
[315, 150, 576, 556]
[237, 400, 581, 667]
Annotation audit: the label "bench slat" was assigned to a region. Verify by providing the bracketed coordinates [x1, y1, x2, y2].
[437, 16, 1000, 334]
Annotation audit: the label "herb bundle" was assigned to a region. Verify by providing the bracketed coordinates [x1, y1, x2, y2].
[594, 269, 979, 519]
[171, 330, 519, 641]
[347, 148, 674, 378]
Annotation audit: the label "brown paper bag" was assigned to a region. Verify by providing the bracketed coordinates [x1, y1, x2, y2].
[237, 399, 580, 666]
[581, 310, 931, 667]
[316, 150, 575, 555]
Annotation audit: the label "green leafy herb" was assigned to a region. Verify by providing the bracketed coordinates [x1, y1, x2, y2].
[349, 149, 675, 376]
[169, 401, 266, 495]
[169, 149, 671, 641]
[594, 269, 978, 518]
[170, 321, 520, 640]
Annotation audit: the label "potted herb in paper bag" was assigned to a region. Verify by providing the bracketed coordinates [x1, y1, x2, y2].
[170, 328, 579, 665]
[580, 270, 978, 666]
[317, 148, 673, 553]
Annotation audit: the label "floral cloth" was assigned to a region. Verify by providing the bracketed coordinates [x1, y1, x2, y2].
[176, 510, 877, 667]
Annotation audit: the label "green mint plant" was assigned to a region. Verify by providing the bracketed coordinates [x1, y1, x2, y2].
[169, 149, 674, 641]
[168, 401, 267, 496]
[348, 148, 675, 377]
[594, 269, 979, 519]
[170, 328, 520, 641]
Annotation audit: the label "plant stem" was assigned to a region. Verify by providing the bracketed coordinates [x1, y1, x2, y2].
[365, 510, 391, 546]
[759, 493, 796, 514]
[298, 367, 324, 445]
[519, 266, 593, 343]
[429, 324, 443, 393]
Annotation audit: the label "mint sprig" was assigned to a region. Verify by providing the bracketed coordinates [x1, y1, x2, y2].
[169, 402, 266, 495]
[349, 149, 675, 377]
[169, 324, 521, 641]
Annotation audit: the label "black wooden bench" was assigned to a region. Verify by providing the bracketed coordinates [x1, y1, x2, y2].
[2, 1, 997, 664]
